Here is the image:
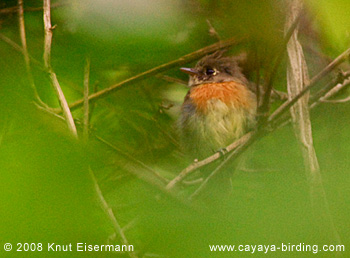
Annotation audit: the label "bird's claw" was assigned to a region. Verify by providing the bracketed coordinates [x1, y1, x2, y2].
[216, 148, 228, 157]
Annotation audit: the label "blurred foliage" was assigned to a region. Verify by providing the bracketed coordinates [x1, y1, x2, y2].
[0, 0, 350, 257]
[306, 0, 350, 51]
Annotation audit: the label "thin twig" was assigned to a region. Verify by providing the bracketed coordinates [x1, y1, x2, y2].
[272, 78, 350, 132]
[36, 98, 170, 189]
[0, 31, 107, 120]
[17, 0, 47, 106]
[0, 33, 42, 67]
[156, 75, 187, 86]
[311, 70, 350, 107]
[43, 0, 52, 68]
[269, 47, 350, 124]
[62, 37, 246, 112]
[43, 0, 77, 138]
[122, 218, 138, 233]
[0, 32, 69, 113]
[89, 168, 139, 258]
[190, 131, 261, 199]
[48, 74, 79, 137]
[182, 178, 204, 185]
[0, 31, 95, 114]
[314, 79, 350, 105]
[35, 102, 65, 121]
[321, 96, 350, 103]
[33, 88, 199, 212]
[166, 132, 253, 190]
[83, 57, 90, 140]
[18, 0, 32, 83]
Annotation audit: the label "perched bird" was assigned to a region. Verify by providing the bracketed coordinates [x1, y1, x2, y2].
[178, 51, 257, 159]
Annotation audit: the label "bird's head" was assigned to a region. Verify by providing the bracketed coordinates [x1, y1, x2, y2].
[180, 51, 248, 87]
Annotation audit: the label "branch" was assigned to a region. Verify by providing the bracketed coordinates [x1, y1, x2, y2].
[313, 78, 350, 106]
[17, 0, 47, 106]
[285, 1, 342, 243]
[0, 33, 42, 67]
[286, 0, 326, 230]
[156, 74, 187, 86]
[321, 96, 350, 103]
[43, 0, 77, 138]
[43, 0, 52, 69]
[63, 37, 246, 112]
[91, 136, 199, 212]
[269, 47, 350, 124]
[189, 131, 261, 199]
[271, 77, 350, 133]
[285, 0, 319, 172]
[18, 0, 31, 75]
[166, 132, 254, 190]
[89, 168, 139, 258]
[35, 101, 189, 207]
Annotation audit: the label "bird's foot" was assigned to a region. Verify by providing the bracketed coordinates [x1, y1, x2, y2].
[216, 148, 228, 158]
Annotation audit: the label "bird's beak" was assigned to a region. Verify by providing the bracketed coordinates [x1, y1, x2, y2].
[180, 67, 199, 76]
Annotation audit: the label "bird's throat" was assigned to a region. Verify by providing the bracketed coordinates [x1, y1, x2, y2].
[189, 81, 253, 114]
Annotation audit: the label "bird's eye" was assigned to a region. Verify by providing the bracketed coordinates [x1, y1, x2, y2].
[205, 67, 216, 75]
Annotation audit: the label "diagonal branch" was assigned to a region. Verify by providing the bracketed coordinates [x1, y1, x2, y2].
[321, 96, 350, 103]
[43, 0, 77, 137]
[269, 47, 350, 124]
[312, 78, 350, 106]
[89, 168, 139, 258]
[62, 37, 246, 112]
[0, 33, 42, 67]
[166, 132, 253, 190]
[156, 74, 187, 86]
[189, 131, 261, 199]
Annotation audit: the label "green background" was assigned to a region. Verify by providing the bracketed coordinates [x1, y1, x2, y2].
[0, 0, 349, 257]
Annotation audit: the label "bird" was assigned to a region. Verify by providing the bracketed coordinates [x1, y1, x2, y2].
[178, 51, 257, 160]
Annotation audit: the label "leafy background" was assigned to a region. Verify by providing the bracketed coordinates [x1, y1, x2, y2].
[0, 0, 350, 257]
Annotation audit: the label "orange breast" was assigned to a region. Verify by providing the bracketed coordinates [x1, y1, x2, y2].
[189, 81, 253, 113]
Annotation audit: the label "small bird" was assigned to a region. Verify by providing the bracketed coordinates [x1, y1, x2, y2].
[178, 51, 257, 159]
